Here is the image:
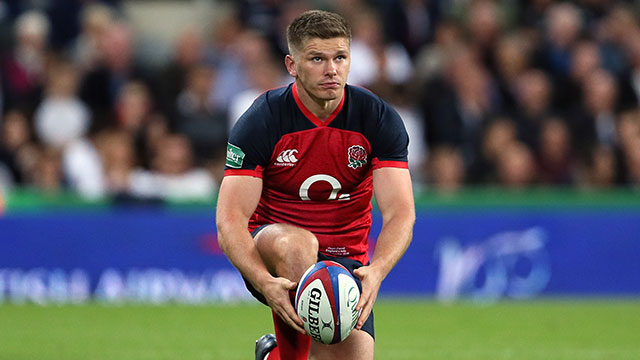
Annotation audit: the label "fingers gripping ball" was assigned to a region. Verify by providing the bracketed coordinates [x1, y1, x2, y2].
[295, 261, 361, 344]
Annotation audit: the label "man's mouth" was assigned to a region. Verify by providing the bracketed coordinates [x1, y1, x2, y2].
[320, 82, 340, 89]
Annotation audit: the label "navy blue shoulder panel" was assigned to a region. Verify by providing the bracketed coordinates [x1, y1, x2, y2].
[331, 85, 409, 162]
[227, 88, 278, 170]
[227, 84, 314, 170]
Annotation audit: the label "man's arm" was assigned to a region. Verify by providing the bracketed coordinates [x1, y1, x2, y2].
[353, 167, 415, 330]
[216, 175, 305, 333]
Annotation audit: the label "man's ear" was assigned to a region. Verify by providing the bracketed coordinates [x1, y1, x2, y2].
[285, 54, 297, 77]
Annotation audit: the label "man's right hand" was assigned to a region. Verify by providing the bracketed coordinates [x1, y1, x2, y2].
[262, 276, 306, 334]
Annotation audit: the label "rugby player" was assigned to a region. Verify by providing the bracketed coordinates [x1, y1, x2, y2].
[216, 10, 415, 360]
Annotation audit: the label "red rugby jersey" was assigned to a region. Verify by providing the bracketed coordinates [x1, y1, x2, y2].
[224, 82, 408, 264]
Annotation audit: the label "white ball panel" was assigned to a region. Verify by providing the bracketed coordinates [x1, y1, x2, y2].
[337, 273, 360, 341]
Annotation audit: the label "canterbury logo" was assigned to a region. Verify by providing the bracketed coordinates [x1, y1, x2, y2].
[275, 149, 298, 166]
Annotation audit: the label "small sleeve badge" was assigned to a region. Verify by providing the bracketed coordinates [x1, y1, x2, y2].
[226, 143, 245, 168]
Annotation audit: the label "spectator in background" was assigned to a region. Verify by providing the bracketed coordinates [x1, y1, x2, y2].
[207, 10, 249, 114]
[617, 109, 640, 153]
[386, 86, 427, 183]
[228, 51, 289, 128]
[60, 134, 105, 200]
[616, 109, 640, 186]
[579, 145, 617, 189]
[279, 1, 314, 51]
[465, 0, 502, 71]
[113, 80, 167, 169]
[34, 59, 90, 149]
[34, 58, 104, 199]
[347, 8, 412, 97]
[426, 145, 465, 192]
[175, 63, 227, 166]
[421, 43, 494, 177]
[115, 80, 151, 134]
[536, 117, 575, 185]
[620, 34, 640, 108]
[0, 144, 18, 191]
[79, 20, 152, 132]
[622, 138, 640, 187]
[129, 133, 216, 201]
[95, 129, 135, 196]
[493, 32, 531, 113]
[553, 39, 602, 110]
[379, 0, 438, 58]
[31, 147, 64, 194]
[511, 69, 553, 150]
[414, 20, 461, 83]
[225, 30, 285, 126]
[0, 109, 33, 186]
[2, 110, 32, 154]
[596, 4, 637, 81]
[570, 68, 619, 160]
[1, 10, 50, 111]
[534, 2, 583, 83]
[237, 0, 288, 56]
[158, 26, 205, 120]
[496, 141, 537, 189]
[69, 2, 115, 72]
[470, 116, 518, 183]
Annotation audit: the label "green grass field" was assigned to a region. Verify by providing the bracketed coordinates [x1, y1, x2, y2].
[1, 299, 638, 360]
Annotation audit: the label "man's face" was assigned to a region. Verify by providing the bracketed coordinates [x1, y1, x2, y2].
[287, 37, 350, 101]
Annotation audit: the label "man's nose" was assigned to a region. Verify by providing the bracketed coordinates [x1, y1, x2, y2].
[325, 60, 337, 76]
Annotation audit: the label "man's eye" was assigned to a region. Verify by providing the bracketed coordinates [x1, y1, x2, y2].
[312, 57, 322, 62]
[336, 55, 346, 61]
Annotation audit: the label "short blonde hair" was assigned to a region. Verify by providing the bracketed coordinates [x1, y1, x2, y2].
[286, 10, 351, 54]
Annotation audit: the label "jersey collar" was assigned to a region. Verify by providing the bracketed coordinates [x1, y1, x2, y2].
[292, 82, 345, 127]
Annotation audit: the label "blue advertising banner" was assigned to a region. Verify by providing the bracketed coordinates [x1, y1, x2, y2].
[0, 209, 248, 304]
[1, 206, 639, 304]
[378, 210, 640, 301]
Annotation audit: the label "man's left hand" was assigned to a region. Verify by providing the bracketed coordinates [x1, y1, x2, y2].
[352, 265, 384, 330]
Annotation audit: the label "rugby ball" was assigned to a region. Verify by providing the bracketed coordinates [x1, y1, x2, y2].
[295, 261, 361, 344]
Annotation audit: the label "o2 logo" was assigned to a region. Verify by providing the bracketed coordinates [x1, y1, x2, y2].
[435, 227, 550, 302]
[299, 174, 350, 201]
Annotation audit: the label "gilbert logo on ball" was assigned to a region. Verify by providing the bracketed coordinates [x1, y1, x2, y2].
[295, 261, 361, 344]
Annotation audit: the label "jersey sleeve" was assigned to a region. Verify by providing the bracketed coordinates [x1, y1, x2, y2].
[370, 101, 409, 169]
[224, 94, 273, 177]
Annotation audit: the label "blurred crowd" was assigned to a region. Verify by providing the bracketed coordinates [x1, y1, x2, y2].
[1, 0, 640, 202]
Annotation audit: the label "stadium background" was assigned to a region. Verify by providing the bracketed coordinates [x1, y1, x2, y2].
[0, 0, 639, 359]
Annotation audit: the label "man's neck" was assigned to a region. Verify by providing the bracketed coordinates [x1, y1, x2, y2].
[295, 81, 344, 121]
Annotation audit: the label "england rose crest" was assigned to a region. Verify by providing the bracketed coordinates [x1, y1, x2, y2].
[347, 145, 368, 169]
